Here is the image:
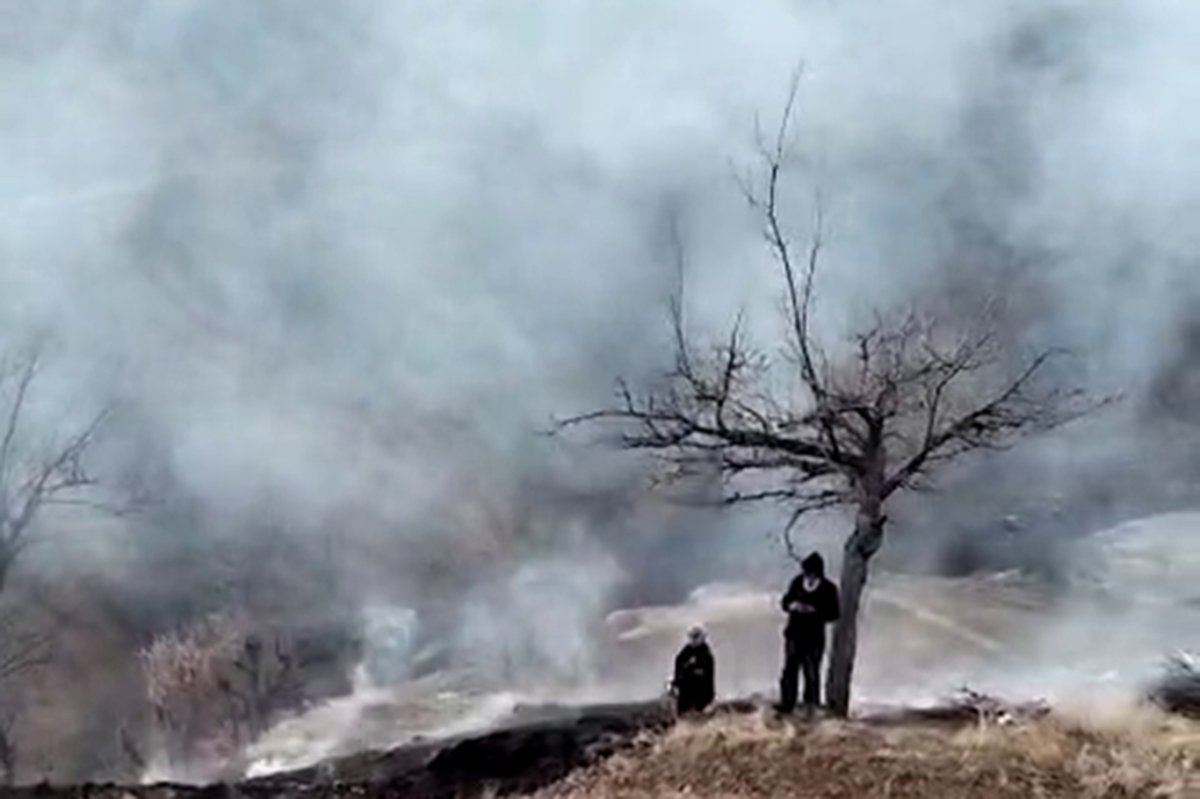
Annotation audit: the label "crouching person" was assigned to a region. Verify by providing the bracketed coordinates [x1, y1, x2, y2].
[672, 625, 715, 715]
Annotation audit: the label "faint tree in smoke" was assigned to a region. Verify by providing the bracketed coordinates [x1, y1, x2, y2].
[0, 347, 108, 781]
[222, 632, 312, 740]
[560, 81, 1103, 717]
[0, 708, 18, 786]
[140, 612, 245, 770]
[141, 610, 339, 775]
[0, 628, 40, 785]
[0, 349, 108, 593]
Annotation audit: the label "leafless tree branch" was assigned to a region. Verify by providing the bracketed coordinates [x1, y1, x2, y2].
[0, 352, 110, 594]
[560, 76, 1107, 716]
[0, 614, 50, 685]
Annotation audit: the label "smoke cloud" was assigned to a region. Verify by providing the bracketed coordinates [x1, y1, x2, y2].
[1, 1, 1199, 770]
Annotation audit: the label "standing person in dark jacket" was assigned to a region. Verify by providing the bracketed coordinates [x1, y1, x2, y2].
[671, 625, 715, 714]
[776, 552, 840, 715]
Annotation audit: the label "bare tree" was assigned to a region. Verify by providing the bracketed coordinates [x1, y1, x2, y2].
[0, 613, 49, 691]
[141, 611, 246, 769]
[560, 85, 1102, 716]
[0, 708, 17, 786]
[0, 350, 107, 594]
[221, 631, 311, 740]
[0, 348, 107, 779]
[141, 610, 320, 775]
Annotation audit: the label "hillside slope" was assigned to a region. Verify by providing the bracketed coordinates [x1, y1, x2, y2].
[537, 709, 1200, 799]
[11, 701, 1197, 798]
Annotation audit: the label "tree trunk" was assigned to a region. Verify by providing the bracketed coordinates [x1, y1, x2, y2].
[0, 726, 14, 786]
[824, 506, 883, 717]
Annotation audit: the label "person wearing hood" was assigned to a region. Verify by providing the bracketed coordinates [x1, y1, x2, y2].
[671, 625, 715, 714]
[777, 552, 840, 714]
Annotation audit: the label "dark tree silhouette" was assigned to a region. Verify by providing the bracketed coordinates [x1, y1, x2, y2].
[0, 348, 107, 780]
[0, 351, 107, 593]
[561, 84, 1102, 716]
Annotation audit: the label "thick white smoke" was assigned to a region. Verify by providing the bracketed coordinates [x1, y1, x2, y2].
[1, 0, 1199, 780]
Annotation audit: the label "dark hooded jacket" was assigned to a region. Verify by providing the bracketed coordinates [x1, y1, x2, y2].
[780, 553, 840, 644]
[672, 640, 715, 709]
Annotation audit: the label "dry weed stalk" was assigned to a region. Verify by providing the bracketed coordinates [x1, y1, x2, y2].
[139, 611, 248, 768]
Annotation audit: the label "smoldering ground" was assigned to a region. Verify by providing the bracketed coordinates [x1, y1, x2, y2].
[0, 0, 1199, 781]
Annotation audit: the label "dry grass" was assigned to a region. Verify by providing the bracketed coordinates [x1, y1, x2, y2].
[534, 707, 1200, 799]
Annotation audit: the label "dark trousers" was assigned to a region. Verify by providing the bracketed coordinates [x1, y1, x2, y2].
[779, 636, 823, 712]
[675, 678, 714, 714]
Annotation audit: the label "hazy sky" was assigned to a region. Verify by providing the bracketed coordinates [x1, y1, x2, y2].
[2, 0, 1199, 676]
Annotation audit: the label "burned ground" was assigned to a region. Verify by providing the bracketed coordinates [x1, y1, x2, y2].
[6, 698, 1197, 799]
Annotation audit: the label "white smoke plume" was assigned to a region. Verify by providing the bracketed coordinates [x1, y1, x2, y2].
[1, 0, 1199, 781]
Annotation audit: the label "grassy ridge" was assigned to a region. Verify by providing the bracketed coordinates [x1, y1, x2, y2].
[537, 707, 1200, 799]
